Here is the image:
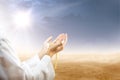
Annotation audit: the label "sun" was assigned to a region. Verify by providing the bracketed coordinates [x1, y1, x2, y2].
[13, 10, 32, 29]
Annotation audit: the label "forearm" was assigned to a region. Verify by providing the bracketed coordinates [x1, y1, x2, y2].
[39, 52, 46, 59]
[38, 47, 53, 59]
[38, 48, 48, 59]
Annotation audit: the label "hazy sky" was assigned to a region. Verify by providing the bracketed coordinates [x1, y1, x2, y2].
[0, 0, 119, 54]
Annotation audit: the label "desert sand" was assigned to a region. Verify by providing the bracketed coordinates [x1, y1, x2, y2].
[53, 53, 120, 80]
[19, 53, 120, 80]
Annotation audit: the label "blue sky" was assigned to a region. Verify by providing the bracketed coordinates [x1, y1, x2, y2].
[0, 0, 119, 54]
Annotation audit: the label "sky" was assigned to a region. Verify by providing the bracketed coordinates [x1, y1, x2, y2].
[0, 0, 119, 54]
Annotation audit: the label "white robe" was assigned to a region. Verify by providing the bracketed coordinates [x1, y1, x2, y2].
[0, 37, 55, 80]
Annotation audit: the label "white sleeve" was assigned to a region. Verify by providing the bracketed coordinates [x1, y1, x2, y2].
[21, 55, 55, 80]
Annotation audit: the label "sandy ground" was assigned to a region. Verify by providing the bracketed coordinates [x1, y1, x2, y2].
[19, 53, 120, 80]
[53, 54, 120, 80]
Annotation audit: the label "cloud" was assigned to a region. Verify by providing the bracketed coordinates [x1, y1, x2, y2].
[0, 0, 119, 53]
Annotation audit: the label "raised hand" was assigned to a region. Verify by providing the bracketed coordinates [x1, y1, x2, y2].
[47, 33, 68, 57]
[39, 33, 68, 59]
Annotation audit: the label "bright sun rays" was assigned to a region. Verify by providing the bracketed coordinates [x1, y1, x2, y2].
[13, 10, 32, 29]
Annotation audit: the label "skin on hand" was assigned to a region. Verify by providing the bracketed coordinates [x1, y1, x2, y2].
[47, 33, 68, 57]
[39, 33, 68, 59]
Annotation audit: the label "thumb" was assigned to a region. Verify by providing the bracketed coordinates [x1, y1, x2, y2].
[43, 36, 53, 50]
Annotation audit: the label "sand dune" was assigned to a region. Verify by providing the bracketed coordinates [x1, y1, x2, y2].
[19, 53, 120, 80]
[54, 54, 120, 80]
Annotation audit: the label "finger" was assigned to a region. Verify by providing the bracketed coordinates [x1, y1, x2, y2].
[63, 33, 68, 46]
[60, 33, 67, 41]
[45, 36, 53, 43]
[52, 42, 62, 49]
[60, 33, 67, 46]
[53, 33, 65, 43]
[54, 34, 67, 48]
[44, 36, 53, 48]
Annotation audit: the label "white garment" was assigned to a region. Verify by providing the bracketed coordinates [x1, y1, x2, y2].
[0, 37, 55, 80]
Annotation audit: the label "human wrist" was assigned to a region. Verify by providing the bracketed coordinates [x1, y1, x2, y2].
[46, 52, 54, 58]
[38, 50, 46, 59]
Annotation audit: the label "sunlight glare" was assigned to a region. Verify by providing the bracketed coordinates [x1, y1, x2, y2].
[13, 10, 32, 29]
